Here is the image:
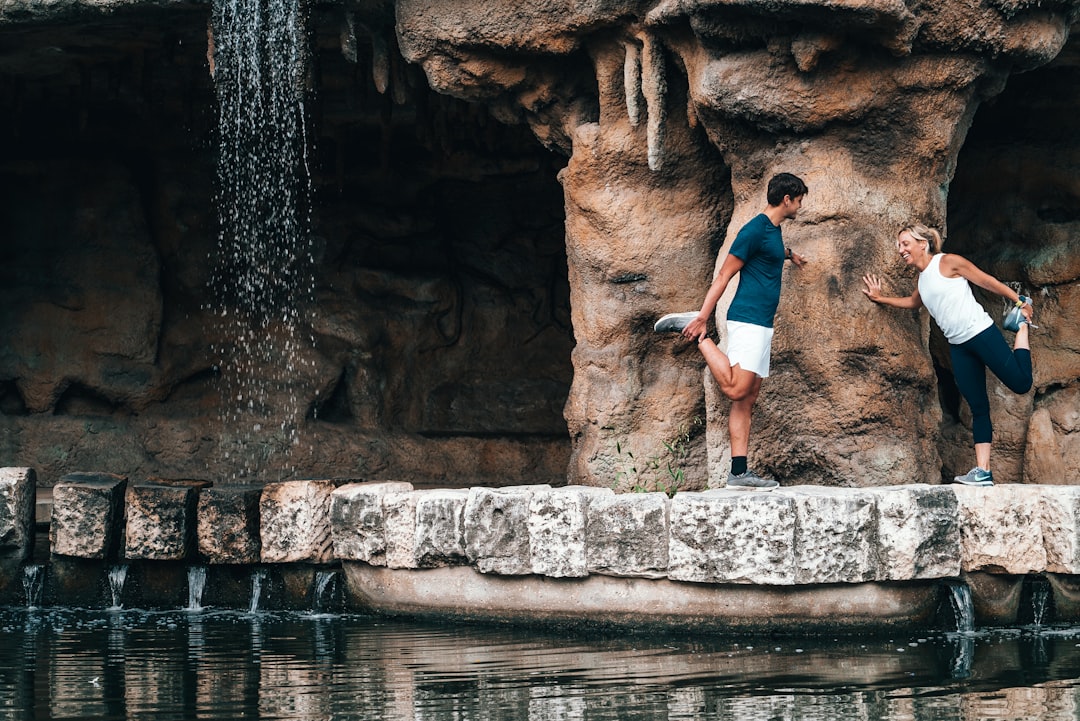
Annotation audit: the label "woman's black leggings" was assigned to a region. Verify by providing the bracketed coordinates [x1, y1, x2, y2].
[949, 325, 1032, 445]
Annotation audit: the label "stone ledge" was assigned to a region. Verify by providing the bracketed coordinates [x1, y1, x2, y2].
[11, 472, 1080, 585]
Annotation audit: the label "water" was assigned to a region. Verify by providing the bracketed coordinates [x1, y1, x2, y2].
[0, 608, 1078, 720]
[107, 565, 129, 610]
[21, 564, 43, 608]
[249, 567, 268, 613]
[187, 566, 208, 611]
[311, 569, 337, 613]
[209, 0, 316, 481]
[946, 581, 974, 633]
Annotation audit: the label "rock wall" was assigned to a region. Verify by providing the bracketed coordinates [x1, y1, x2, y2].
[396, 0, 1080, 487]
[0, 0, 1078, 489]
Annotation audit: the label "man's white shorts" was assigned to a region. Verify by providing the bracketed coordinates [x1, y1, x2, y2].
[725, 320, 774, 378]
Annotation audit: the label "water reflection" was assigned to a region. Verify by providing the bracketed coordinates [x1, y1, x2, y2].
[0, 609, 1077, 720]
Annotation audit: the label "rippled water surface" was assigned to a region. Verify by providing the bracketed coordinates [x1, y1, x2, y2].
[1, 608, 1078, 720]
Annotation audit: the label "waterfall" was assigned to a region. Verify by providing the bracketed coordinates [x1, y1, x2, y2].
[187, 566, 209, 611]
[249, 567, 268, 613]
[107, 565, 129, 609]
[210, 0, 316, 481]
[22, 564, 44, 608]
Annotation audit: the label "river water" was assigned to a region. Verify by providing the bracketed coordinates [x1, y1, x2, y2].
[1, 608, 1078, 720]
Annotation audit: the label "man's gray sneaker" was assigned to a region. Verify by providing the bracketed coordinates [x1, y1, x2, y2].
[953, 467, 993, 487]
[1003, 296, 1037, 332]
[726, 469, 779, 491]
[654, 312, 698, 333]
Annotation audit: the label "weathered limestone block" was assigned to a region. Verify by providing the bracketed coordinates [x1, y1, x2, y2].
[414, 489, 470, 568]
[586, 492, 669, 578]
[464, 485, 549, 575]
[866, 484, 960, 581]
[50, 472, 127, 559]
[197, 485, 262, 564]
[260, 480, 337, 564]
[1039, 486, 1080, 574]
[788, 486, 879, 584]
[955, 485, 1047, 574]
[384, 491, 420, 569]
[529, 485, 614, 578]
[0, 467, 35, 560]
[668, 490, 796, 585]
[330, 481, 414, 565]
[125, 480, 206, 560]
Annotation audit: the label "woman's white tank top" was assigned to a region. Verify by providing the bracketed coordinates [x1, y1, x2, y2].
[917, 254, 993, 344]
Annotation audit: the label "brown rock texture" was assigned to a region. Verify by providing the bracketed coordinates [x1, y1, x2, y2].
[1, 0, 1078, 491]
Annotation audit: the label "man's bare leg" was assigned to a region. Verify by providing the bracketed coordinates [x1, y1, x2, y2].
[729, 376, 762, 457]
[698, 338, 759, 401]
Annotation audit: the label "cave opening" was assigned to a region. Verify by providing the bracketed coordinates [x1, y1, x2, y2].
[0, 7, 574, 487]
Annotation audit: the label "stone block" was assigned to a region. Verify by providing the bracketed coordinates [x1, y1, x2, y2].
[125, 480, 203, 560]
[529, 485, 613, 578]
[50, 472, 127, 559]
[955, 485, 1047, 574]
[464, 485, 549, 575]
[1039, 485, 1080, 574]
[867, 484, 960, 580]
[586, 492, 669, 578]
[786, 486, 878, 584]
[330, 481, 414, 565]
[260, 480, 337, 564]
[197, 485, 263, 564]
[668, 490, 795, 585]
[384, 491, 420, 569]
[414, 489, 470, 568]
[0, 467, 36, 560]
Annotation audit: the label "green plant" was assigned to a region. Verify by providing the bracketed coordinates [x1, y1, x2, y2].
[610, 416, 703, 497]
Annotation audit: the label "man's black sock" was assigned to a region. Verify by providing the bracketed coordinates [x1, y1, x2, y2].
[731, 456, 747, 476]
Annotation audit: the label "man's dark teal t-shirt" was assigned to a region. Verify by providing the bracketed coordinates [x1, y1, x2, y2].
[726, 213, 785, 328]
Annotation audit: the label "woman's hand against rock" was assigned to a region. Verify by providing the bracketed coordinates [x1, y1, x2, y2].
[862, 274, 883, 302]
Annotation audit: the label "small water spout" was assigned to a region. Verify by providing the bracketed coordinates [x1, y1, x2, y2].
[945, 581, 975, 679]
[22, 564, 44, 608]
[311, 569, 338, 613]
[107, 565, 129, 610]
[1030, 578, 1051, 628]
[249, 567, 268, 613]
[947, 581, 975, 633]
[187, 566, 208, 611]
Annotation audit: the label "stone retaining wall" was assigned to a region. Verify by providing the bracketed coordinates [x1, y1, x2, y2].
[3, 468, 1080, 625]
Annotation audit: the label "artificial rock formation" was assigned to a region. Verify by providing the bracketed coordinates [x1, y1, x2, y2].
[394, 0, 1080, 488]
[1, 0, 1078, 491]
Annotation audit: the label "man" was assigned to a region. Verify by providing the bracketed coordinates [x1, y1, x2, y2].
[655, 172, 807, 490]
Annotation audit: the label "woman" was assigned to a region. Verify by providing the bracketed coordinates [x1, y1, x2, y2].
[862, 223, 1034, 486]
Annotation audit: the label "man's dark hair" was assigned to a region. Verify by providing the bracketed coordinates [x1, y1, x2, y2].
[766, 173, 808, 206]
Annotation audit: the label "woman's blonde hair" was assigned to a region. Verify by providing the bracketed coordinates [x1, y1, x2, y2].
[898, 223, 941, 254]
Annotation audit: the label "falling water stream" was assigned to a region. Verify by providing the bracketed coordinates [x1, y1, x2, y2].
[187, 566, 209, 611]
[209, 0, 316, 481]
[106, 565, 128, 610]
[21, 564, 43, 608]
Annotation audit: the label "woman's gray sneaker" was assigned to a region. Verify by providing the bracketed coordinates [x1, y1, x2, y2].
[726, 470, 779, 490]
[953, 467, 993, 487]
[654, 312, 698, 333]
[1003, 296, 1037, 332]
